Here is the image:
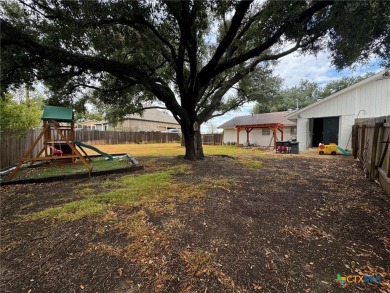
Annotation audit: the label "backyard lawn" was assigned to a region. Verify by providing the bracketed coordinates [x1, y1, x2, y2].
[1, 145, 389, 292]
[81, 142, 266, 157]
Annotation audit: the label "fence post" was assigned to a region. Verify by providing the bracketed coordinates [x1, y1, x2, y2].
[388, 142, 390, 177]
[360, 125, 366, 159]
[352, 124, 358, 159]
[369, 122, 382, 181]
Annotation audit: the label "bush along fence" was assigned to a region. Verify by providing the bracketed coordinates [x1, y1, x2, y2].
[352, 115, 390, 195]
[1, 129, 180, 169]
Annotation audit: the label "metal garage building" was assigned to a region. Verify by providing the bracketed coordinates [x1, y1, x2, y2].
[286, 69, 390, 151]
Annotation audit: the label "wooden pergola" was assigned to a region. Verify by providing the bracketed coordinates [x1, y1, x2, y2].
[235, 123, 285, 148]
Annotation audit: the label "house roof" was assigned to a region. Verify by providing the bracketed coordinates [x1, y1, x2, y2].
[125, 109, 179, 124]
[89, 109, 179, 126]
[42, 105, 74, 122]
[76, 120, 98, 126]
[218, 111, 296, 129]
[286, 69, 388, 120]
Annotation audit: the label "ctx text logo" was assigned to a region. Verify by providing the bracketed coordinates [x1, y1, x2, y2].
[335, 274, 381, 285]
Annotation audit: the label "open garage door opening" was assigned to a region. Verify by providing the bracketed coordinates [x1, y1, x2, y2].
[310, 117, 339, 147]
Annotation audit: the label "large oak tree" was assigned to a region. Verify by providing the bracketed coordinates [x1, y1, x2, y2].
[1, 0, 389, 159]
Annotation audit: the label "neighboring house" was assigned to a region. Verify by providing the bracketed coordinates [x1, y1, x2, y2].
[75, 120, 98, 131]
[76, 109, 180, 132]
[94, 121, 110, 131]
[119, 109, 180, 131]
[286, 70, 390, 151]
[218, 111, 297, 147]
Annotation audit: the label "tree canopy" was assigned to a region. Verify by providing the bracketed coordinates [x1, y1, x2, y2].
[1, 0, 389, 159]
[252, 72, 376, 114]
[0, 88, 44, 132]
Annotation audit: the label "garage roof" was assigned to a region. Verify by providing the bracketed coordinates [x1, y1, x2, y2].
[218, 111, 296, 129]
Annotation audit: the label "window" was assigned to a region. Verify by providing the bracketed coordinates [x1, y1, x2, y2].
[291, 126, 297, 135]
[262, 128, 270, 135]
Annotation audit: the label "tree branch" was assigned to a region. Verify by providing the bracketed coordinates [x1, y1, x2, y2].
[198, 1, 253, 84]
[224, 10, 263, 59]
[258, 33, 323, 62]
[213, 1, 334, 76]
[70, 81, 139, 93]
[37, 68, 85, 80]
[198, 56, 263, 123]
[1, 56, 45, 83]
[1, 19, 187, 121]
[141, 106, 168, 111]
[196, 72, 232, 112]
[79, 16, 179, 68]
[186, 1, 201, 94]
[209, 100, 247, 120]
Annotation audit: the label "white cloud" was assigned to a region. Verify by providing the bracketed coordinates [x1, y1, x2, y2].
[273, 51, 332, 87]
[273, 50, 382, 88]
[203, 49, 384, 132]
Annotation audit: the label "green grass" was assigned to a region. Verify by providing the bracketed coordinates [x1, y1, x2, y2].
[81, 143, 267, 158]
[201, 177, 238, 191]
[4, 157, 130, 182]
[239, 159, 263, 170]
[28, 164, 197, 221]
[204, 145, 264, 156]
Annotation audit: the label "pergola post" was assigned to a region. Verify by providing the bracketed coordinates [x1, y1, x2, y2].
[277, 125, 284, 141]
[246, 128, 253, 145]
[273, 127, 277, 149]
[236, 127, 241, 147]
[234, 123, 285, 149]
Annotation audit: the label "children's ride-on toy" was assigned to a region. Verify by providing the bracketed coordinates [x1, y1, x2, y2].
[318, 143, 338, 155]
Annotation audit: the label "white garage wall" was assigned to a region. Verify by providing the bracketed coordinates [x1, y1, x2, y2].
[290, 73, 390, 151]
[296, 118, 309, 150]
[339, 115, 356, 149]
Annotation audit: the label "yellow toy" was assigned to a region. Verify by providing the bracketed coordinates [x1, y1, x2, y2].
[318, 143, 338, 155]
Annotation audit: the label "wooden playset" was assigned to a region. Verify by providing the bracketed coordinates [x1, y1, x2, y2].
[8, 105, 92, 180]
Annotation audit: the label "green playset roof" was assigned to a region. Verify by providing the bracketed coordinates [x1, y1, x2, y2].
[42, 105, 74, 122]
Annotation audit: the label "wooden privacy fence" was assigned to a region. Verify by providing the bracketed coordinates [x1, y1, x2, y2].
[352, 115, 390, 195]
[180, 133, 223, 146]
[75, 130, 180, 145]
[1, 129, 180, 169]
[1, 129, 44, 170]
[202, 134, 223, 145]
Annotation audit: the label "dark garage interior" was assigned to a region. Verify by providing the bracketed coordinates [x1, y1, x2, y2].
[311, 116, 339, 147]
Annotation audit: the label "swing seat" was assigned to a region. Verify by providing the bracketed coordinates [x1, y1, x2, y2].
[50, 146, 63, 155]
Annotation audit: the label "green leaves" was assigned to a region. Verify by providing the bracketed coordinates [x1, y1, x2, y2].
[327, 1, 390, 68]
[0, 89, 43, 131]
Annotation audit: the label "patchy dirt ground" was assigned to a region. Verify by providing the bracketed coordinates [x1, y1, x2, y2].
[1, 154, 389, 293]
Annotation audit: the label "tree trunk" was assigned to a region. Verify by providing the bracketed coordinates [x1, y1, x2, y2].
[195, 130, 205, 159]
[182, 124, 204, 160]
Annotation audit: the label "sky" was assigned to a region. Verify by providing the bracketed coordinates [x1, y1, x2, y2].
[203, 51, 383, 133]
